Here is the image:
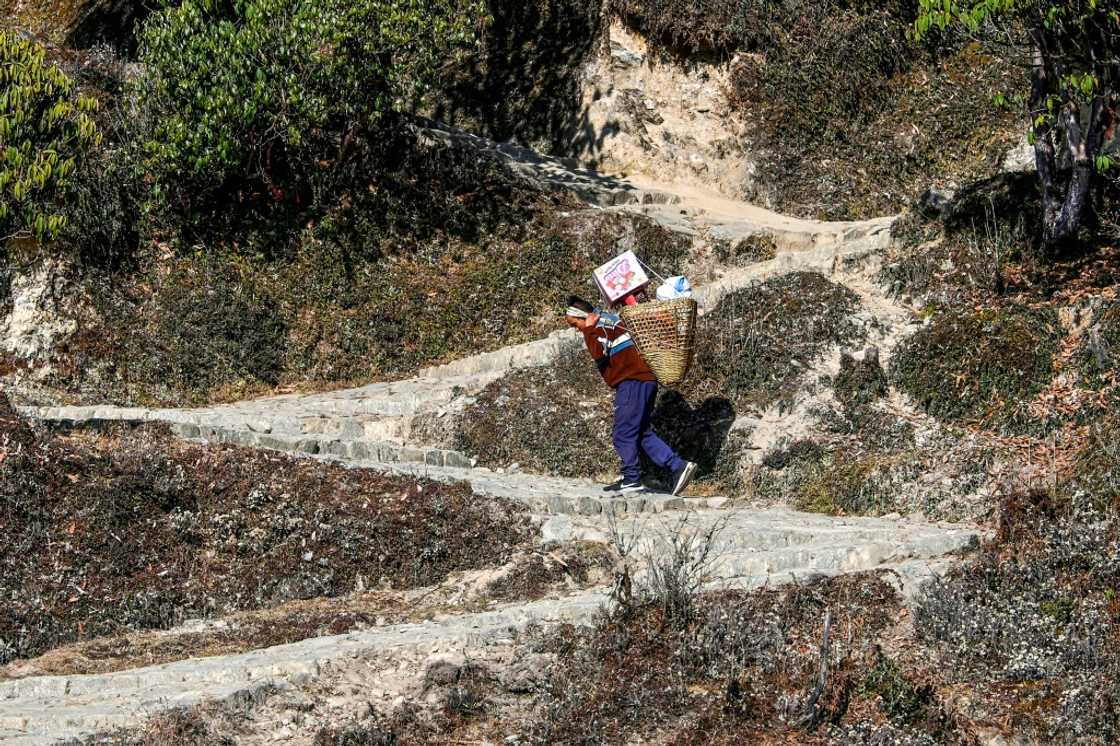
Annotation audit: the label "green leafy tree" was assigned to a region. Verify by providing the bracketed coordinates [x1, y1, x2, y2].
[914, 0, 1119, 248]
[0, 32, 100, 248]
[135, 0, 483, 225]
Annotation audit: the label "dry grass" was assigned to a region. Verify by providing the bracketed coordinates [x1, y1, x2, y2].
[0, 397, 534, 664]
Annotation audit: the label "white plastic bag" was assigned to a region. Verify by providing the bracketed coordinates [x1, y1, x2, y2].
[655, 276, 693, 300]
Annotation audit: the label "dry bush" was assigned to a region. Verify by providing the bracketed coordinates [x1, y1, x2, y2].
[640, 513, 729, 627]
[688, 272, 865, 411]
[0, 397, 532, 662]
[891, 304, 1061, 434]
[915, 488, 1120, 742]
[522, 573, 908, 745]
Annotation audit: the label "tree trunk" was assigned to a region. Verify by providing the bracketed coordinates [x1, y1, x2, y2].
[1031, 31, 1106, 248]
[1029, 35, 1062, 242]
[1050, 98, 1106, 244]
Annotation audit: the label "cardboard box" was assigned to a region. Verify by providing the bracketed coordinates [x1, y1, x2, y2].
[593, 250, 649, 302]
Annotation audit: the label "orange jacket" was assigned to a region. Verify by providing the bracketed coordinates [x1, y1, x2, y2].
[579, 310, 656, 388]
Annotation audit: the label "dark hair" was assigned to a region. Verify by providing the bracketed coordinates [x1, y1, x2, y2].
[567, 295, 594, 313]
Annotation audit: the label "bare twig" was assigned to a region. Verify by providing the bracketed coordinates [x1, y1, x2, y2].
[794, 607, 833, 730]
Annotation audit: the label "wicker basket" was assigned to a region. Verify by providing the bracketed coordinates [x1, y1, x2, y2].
[620, 298, 698, 387]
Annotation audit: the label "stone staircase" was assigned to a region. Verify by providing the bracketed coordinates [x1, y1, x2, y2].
[17, 123, 899, 496]
[0, 507, 979, 745]
[0, 122, 988, 743]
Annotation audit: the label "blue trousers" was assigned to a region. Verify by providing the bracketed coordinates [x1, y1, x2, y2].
[613, 379, 686, 482]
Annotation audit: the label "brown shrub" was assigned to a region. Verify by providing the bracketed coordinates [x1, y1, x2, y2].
[0, 400, 533, 663]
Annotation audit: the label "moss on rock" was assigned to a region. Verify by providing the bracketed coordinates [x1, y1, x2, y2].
[891, 305, 1060, 433]
[712, 233, 778, 267]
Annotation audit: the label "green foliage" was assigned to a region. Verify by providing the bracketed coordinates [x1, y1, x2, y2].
[0, 31, 100, 246]
[891, 305, 1061, 432]
[134, 0, 482, 226]
[859, 652, 935, 726]
[914, 0, 1120, 244]
[914, 0, 1119, 152]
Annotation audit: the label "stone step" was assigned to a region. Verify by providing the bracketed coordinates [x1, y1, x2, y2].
[706, 541, 940, 581]
[172, 425, 477, 470]
[418, 328, 577, 379]
[0, 591, 610, 744]
[15, 405, 743, 516]
[0, 551, 971, 743]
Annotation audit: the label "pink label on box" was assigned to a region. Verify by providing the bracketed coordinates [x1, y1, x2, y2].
[593, 250, 649, 302]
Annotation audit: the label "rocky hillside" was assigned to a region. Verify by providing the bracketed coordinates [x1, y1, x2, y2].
[0, 1, 1118, 744]
[0, 0, 1050, 407]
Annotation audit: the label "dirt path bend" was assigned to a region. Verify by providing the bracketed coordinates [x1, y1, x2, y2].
[426, 122, 896, 256]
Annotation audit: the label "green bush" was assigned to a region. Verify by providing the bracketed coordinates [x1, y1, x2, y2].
[891, 305, 1061, 433]
[134, 0, 482, 228]
[914, 0, 1120, 248]
[0, 31, 100, 248]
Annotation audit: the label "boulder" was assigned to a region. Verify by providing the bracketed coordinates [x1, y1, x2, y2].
[0, 261, 79, 369]
[1000, 139, 1036, 174]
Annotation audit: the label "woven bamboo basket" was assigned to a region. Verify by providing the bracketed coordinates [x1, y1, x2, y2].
[620, 297, 698, 387]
